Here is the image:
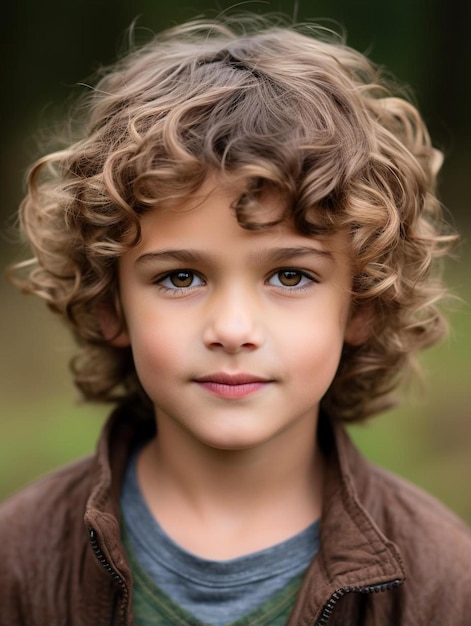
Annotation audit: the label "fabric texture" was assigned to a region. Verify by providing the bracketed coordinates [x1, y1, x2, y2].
[0, 401, 470, 626]
[120, 449, 320, 625]
[124, 530, 304, 626]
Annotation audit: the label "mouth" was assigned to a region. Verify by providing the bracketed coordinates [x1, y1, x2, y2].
[193, 373, 273, 399]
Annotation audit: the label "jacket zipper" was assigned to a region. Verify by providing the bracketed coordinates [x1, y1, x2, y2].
[88, 526, 402, 625]
[88, 528, 129, 623]
[315, 579, 403, 625]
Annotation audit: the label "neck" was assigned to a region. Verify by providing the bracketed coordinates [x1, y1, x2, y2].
[136, 410, 324, 559]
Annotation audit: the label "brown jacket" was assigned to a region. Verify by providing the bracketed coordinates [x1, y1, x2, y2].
[1, 405, 470, 626]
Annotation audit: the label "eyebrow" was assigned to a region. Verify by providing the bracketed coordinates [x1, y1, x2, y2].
[136, 246, 334, 266]
[137, 249, 205, 265]
[253, 246, 334, 264]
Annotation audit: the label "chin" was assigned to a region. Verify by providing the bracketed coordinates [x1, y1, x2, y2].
[199, 429, 278, 452]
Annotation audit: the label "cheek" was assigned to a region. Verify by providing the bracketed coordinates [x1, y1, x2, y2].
[281, 315, 345, 388]
[128, 317, 183, 388]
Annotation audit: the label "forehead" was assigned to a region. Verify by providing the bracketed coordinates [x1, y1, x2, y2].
[123, 176, 352, 271]
[139, 177, 314, 237]
[138, 174, 334, 237]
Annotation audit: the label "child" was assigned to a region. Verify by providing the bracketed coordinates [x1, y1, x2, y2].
[1, 15, 470, 626]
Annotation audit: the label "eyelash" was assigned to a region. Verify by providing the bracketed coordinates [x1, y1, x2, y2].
[153, 268, 318, 293]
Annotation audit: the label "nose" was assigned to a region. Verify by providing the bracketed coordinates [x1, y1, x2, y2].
[203, 286, 264, 353]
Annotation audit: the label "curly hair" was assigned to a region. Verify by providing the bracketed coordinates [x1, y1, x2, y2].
[13, 15, 457, 422]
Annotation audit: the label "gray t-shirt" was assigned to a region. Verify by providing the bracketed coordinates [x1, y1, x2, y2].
[120, 450, 319, 626]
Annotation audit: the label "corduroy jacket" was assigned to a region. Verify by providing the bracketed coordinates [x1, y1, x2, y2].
[1, 404, 470, 626]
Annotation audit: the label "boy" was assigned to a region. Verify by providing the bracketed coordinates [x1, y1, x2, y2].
[1, 15, 470, 626]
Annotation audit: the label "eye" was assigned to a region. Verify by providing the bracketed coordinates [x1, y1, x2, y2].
[158, 270, 204, 290]
[267, 269, 315, 288]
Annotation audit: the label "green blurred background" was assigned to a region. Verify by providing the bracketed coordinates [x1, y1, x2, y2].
[1, 1, 470, 521]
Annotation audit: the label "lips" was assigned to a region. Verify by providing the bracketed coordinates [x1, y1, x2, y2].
[193, 373, 272, 398]
[195, 373, 269, 385]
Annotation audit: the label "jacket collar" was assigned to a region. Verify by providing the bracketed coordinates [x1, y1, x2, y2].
[84, 406, 155, 624]
[288, 416, 405, 624]
[84, 406, 405, 625]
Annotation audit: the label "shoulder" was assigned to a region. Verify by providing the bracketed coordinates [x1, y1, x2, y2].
[369, 461, 471, 542]
[367, 462, 471, 610]
[0, 456, 97, 625]
[0, 455, 95, 559]
[0, 455, 94, 526]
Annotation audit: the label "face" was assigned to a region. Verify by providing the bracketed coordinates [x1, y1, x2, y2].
[112, 177, 362, 452]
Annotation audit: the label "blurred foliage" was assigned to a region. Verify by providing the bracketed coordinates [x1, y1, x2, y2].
[1, 0, 470, 522]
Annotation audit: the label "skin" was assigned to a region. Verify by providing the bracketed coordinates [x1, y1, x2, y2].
[105, 176, 365, 559]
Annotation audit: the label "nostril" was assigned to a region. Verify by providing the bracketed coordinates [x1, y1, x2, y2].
[207, 340, 258, 353]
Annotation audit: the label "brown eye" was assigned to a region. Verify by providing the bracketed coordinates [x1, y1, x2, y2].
[277, 270, 302, 286]
[157, 270, 204, 291]
[169, 271, 194, 287]
[267, 269, 315, 289]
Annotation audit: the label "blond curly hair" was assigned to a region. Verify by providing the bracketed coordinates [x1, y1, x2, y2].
[13, 16, 456, 422]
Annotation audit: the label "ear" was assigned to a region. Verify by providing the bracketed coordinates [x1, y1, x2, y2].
[96, 303, 130, 348]
[344, 303, 373, 346]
